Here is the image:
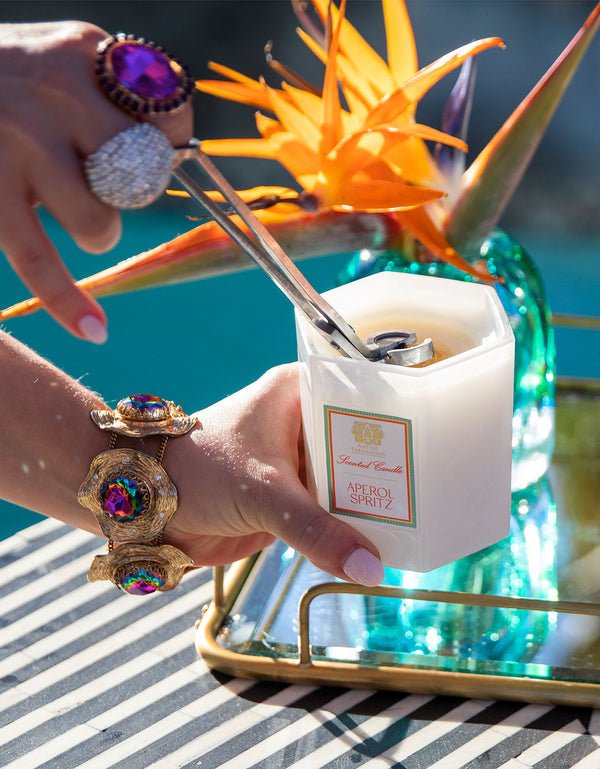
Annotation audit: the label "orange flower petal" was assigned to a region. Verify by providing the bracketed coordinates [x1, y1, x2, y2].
[267, 86, 322, 153]
[296, 173, 319, 191]
[330, 179, 444, 212]
[195, 80, 272, 111]
[398, 207, 495, 281]
[282, 84, 359, 136]
[321, 0, 346, 157]
[271, 135, 321, 182]
[295, 25, 327, 62]
[281, 83, 323, 125]
[401, 123, 468, 152]
[200, 138, 278, 159]
[296, 26, 377, 109]
[255, 111, 282, 138]
[352, 161, 399, 183]
[382, 136, 443, 186]
[382, 0, 418, 85]
[349, 123, 467, 154]
[343, 88, 369, 121]
[402, 37, 505, 103]
[324, 127, 408, 185]
[207, 61, 263, 88]
[311, 0, 395, 97]
[365, 37, 505, 128]
[167, 186, 300, 204]
[323, 124, 464, 192]
[201, 132, 320, 187]
[267, 130, 322, 181]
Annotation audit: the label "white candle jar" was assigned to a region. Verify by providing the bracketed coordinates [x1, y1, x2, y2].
[296, 271, 515, 572]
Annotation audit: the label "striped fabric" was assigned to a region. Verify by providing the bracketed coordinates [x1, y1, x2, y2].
[1, 520, 599, 769]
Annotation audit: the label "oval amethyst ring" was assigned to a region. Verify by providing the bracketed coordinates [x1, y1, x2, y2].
[95, 33, 195, 115]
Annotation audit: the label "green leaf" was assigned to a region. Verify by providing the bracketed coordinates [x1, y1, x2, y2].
[446, 2, 600, 256]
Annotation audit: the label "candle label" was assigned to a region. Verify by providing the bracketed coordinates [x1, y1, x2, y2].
[324, 406, 416, 527]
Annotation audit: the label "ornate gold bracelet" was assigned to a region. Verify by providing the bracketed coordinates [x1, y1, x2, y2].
[78, 394, 197, 595]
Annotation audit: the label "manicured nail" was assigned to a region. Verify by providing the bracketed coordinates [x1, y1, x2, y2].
[78, 315, 108, 344]
[343, 547, 384, 587]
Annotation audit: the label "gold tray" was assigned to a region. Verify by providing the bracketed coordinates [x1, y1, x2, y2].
[197, 329, 600, 707]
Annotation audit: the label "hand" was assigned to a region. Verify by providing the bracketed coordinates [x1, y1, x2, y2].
[164, 364, 385, 586]
[0, 22, 193, 341]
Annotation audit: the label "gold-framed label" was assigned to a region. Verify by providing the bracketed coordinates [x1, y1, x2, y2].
[324, 405, 416, 528]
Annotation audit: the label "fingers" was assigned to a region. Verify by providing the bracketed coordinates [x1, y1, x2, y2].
[172, 532, 276, 567]
[0, 21, 195, 341]
[147, 102, 195, 148]
[73, 83, 194, 157]
[29, 140, 122, 255]
[0, 194, 107, 342]
[30, 142, 121, 254]
[262, 483, 384, 586]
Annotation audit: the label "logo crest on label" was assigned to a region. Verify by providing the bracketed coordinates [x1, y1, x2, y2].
[352, 421, 383, 446]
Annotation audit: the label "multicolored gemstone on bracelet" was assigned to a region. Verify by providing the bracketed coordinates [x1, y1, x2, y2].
[117, 564, 166, 595]
[117, 393, 170, 422]
[100, 477, 144, 522]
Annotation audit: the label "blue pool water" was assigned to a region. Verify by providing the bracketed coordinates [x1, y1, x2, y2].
[0, 208, 598, 539]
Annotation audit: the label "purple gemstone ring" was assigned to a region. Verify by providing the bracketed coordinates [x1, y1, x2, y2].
[95, 33, 195, 116]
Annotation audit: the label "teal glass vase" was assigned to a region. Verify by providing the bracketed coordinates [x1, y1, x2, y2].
[338, 228, 556, 491]
[363, 476, 557, 667]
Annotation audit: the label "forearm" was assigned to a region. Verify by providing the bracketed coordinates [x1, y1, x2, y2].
[0, 339, 385, 585]
[0, 330, 107, 533]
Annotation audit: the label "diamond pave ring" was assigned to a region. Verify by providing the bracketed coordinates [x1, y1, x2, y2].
[85, 124, 194, 209]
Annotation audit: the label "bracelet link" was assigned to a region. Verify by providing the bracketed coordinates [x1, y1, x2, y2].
[79, 393, 198, 594]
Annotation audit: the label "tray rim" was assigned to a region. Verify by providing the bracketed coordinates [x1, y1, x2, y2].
[196, 559, 600, 708]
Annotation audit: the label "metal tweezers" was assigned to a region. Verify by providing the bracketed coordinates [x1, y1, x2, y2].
[174, 142, 433, 365]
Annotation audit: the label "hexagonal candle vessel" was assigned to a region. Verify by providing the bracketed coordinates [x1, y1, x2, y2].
[296, 271, 515, 572]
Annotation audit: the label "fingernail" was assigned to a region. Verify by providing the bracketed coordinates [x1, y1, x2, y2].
[78, 315, 108, 344]
[343, 547, 384, 587]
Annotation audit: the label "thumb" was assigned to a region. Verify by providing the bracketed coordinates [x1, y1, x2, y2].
[263, 482, 384, 587]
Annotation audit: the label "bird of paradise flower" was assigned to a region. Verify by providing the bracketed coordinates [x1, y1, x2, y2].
[191, 0, 504, 281]
[2, 0, 599, 320]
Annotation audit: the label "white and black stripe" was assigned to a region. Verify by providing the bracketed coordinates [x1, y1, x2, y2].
[1, 521, 599, 769]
